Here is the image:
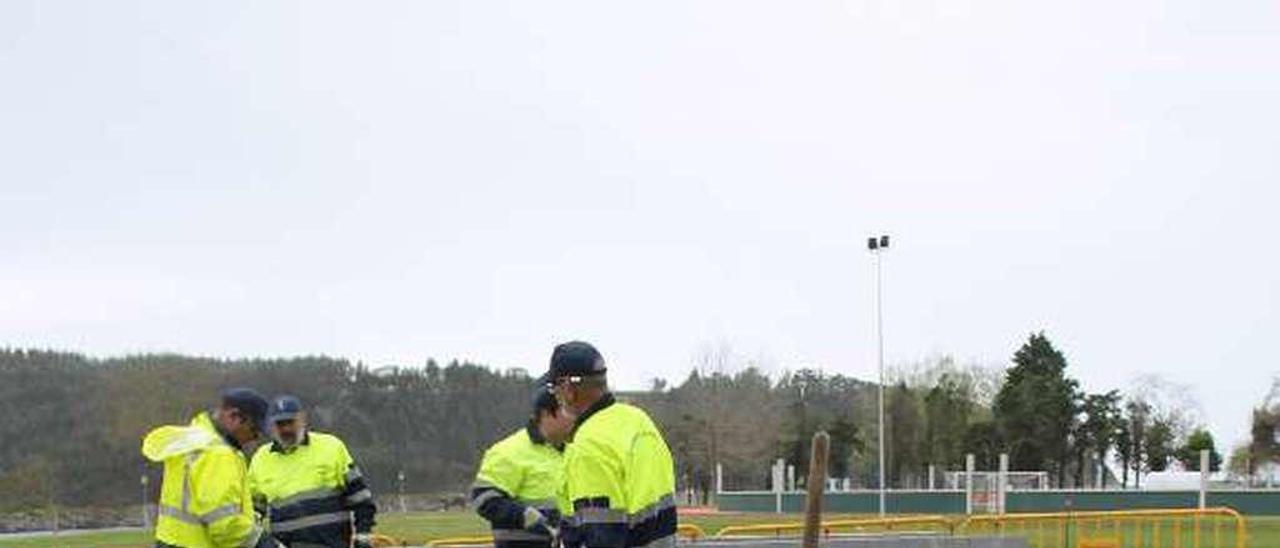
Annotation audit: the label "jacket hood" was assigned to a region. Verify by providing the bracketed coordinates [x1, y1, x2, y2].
[141, 412, 222, 462]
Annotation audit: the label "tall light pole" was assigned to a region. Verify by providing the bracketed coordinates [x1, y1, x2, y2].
[867, 234, 890, 517]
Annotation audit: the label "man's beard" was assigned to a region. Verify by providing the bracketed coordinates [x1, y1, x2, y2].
[276, 427, 306, 448]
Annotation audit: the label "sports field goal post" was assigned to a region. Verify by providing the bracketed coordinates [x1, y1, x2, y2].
[946, 453, 1049, 514]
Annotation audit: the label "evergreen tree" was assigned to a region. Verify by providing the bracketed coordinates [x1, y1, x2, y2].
[1177, 429, 1223, 471]
[993, 333, 1080, 485]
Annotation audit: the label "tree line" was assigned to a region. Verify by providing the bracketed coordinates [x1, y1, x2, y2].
[0, 333, 1248, 511]
[0, 351, 533, 511]
[1230, 377, 1280, 484]
[643, 334, 1225, 497]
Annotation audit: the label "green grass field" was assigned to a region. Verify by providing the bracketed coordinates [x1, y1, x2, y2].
[2, 511, 1277, 547]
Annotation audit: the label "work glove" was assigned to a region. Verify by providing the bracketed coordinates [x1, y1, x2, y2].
[252, 534, 286, 548]
[523, 506, 548, 530]
[559, 522, 582, 548]
[353, 532, 376, 548]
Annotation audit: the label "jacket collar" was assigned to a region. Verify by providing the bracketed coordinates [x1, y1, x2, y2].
[527, 419, 567, 452]
[198, 410, 242, 451]
[526, 421, 547, 445]
[573, 392, 616, 432]
[270, 431, 311, 453]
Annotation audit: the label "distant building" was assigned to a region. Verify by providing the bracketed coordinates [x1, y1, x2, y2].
[1255, 462, 1280, 487]
[1140, 471, 1204, 490]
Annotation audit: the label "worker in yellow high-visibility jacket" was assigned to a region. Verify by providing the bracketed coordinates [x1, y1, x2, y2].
[546, 342, 677, 548]
[248, 396, 378, 548]
[471, 376, 576, 548]
[142, 388, 282, 548]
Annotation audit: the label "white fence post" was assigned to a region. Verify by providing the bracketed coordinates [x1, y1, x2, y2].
[397, 470, 406, 513]
[1199, 449, 1210, 509]
[998, 453, 1009, 516]
[965, 454, 975, 515]
[140, 475, 150, 530]
[772, 459, 785, 514]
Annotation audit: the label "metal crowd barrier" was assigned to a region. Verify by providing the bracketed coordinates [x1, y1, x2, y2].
[407, 507, 1248, 547]
[956, 507, 1247, 548]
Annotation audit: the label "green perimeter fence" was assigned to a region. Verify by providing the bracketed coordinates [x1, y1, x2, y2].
[717, 490, 1280, 515]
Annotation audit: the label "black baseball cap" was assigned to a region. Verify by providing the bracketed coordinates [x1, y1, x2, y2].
[532, 374, 558, 413]
[269, 395, 304, 423]
[548, 341, 606, 381]
[220, 387, 270, 434]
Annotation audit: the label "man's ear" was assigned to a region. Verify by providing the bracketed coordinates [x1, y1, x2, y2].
[230, 409, 253, 432]
[562, 386, 576, 407]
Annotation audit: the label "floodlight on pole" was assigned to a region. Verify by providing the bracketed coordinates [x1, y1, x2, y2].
[867, 234, 889, 517]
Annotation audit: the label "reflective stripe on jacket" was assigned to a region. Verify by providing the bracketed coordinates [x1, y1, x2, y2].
[247, 431, 377, 548]
[471, 424, 566, 548]
[142, 412, 265, 548]
[563, 395, 677, 548]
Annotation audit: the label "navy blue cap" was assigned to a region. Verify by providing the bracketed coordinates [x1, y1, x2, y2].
[220, 387, 270, 434]
[532, 374, 558, 413]
[269, 395, 304, 423]
[548, 341, 606, 380]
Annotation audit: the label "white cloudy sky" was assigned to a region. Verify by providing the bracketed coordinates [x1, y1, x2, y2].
[1, 1, 1277, 448]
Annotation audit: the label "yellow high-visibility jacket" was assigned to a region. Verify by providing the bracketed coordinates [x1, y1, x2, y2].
[562, 395, 676, 548]
[248, 431, 377, 547]
[142, 412, 267, 548]
[470, 424, 566, 547]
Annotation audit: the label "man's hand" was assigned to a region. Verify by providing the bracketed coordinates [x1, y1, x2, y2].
[523, 506, 548, 530]
[252, 534, 286, 548]
[543, 522, 561, 539]
[353, 532, 375, 548]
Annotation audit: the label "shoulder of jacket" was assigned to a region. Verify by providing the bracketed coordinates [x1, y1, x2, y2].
[308, 431, 345, 448]
[481, 431, 530, 466]
[496, 428, 532, 450]
[613, 401, 645, 414]
[196, 443, 242, 466]
[579, 404, 660, 445]
[250, 442, 273, 461]
[599, 401, 653, 424]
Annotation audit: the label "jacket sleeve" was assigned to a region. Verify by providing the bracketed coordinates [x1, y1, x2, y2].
[336, 440, 378, 533]
[564, 444, 627, 548]
[470, 447, 528, 529]
[246, 451, 267, 517]
[192, 449, 265, 548]
[558, 478, 582, 548]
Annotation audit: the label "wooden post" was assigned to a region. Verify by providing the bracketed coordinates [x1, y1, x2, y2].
[802, 431, 830, 548]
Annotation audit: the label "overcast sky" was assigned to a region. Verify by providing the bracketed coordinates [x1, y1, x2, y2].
[2, 1, 1277, 449]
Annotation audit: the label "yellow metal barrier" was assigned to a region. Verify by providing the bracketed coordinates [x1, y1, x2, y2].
[715, 515, 953, 538]
[957, 507, 1246, 548]
[369, 533, 404, 546]
[427, 524, 705, 546]
[427, 536, 493, 547]
[678, 523, 708, 540]
[424, 507, 1246, 546]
